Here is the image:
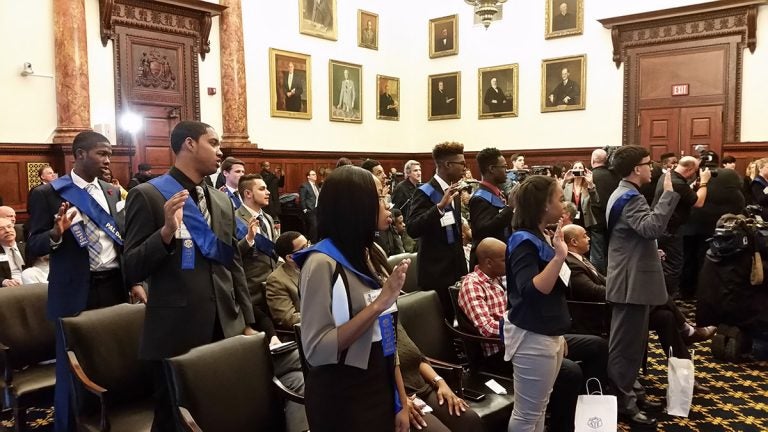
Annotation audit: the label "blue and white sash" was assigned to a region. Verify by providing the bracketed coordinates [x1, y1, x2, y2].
[419, 182, 457, 244]
[51, 176, 123, 246]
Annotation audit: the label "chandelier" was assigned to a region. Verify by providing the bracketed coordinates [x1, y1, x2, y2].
[465, 0, 507, 29]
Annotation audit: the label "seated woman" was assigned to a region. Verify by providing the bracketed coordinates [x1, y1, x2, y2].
[295, 166, 411, 432]
[397, 324, 481, 431]
[503, 175, 570, 431]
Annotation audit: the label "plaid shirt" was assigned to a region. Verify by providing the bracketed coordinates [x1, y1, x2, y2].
[458, 266, 506, 357]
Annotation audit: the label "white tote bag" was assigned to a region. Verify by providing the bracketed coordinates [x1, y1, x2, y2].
[574, 378, 618, 432]
[667, 348, 695, 417]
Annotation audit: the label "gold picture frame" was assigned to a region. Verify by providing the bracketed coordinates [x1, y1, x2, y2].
[541, 54, 586, 113]
[299, 0, 338, 41]
[358, 10, 378, 50]
[545, 0, 584, 39]
[428, 72, 460, 120]
[269, 48, 312, 120]
[429, 14, 458, 58]
[478, 64, 518, 119]
[377, 75, 400, 121]
[329, 60, 362, 123]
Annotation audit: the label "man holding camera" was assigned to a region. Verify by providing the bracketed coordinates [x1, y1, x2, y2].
[652, 156, 711, 298]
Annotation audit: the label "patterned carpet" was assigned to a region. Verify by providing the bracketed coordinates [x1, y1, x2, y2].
[2, 303, 767, 431]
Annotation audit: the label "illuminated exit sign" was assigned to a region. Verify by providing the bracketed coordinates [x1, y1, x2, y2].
[672, 84, 689, 96]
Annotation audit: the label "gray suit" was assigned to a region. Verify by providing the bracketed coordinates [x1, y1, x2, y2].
[605, 179, 679, 414]
[236, 205, 278, 315]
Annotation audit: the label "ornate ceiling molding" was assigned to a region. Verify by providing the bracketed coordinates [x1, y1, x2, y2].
[99, 0, 225, 60]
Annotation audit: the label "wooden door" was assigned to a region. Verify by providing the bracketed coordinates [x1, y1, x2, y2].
[640, 108, 680, 161]
[679, 105, 723, 158]
[128, 103, 180, 176]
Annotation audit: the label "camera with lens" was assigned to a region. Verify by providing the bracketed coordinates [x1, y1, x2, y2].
[709, 207, 768, 258]
[507, 168, 530, 183]
[531, 165, 553, 176]
[697, 149, 719, 178]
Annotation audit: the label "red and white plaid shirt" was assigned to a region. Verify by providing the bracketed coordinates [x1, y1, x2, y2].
[458, 266, 507, 357]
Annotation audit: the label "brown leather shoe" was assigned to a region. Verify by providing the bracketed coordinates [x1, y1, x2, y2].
[684, 326, 717, 345]
[694, 380, 711, 394]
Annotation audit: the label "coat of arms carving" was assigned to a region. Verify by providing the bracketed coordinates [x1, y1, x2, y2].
[135, 49, 177, 89]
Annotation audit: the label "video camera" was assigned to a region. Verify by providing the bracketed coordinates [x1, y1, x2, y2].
[695, 146, 719, 178]
[709, 207, 768, 258]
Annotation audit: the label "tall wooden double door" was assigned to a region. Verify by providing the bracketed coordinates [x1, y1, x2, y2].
[640, 105, 722, 161]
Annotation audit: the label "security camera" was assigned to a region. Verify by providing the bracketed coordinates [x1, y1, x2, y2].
[21, 62, 34, 77]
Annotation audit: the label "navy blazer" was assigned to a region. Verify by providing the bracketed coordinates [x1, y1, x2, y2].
[299, 182, 318, 212]
[27, 177, 124, 319]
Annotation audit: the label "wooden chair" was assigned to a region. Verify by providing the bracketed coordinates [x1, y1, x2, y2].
[165, 334, 303, 432]
[0, 283, 56, 432]
[60, 304, 153, 432]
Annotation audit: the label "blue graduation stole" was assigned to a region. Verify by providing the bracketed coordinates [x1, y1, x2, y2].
[506, 230, 554, 263]
[293, 239, 402, 413]
[222, 187, 242, 209]
[607, 189, 640, 236]
[51, 176, 123, 246]
[234, 216, 276, 258]
[419, 182, 457, 244]
[473, 187, 505, 209]
[149, 175, 234, 266]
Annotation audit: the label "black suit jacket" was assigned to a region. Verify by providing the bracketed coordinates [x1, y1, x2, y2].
[283, 72, 304, 112]
[0, 242, 26, 282]
[260, 169, 284, 217]
[299, 182, 318, 212]
[564, 253, 606, 302]
[468, 184, 513, 264]
[27, 177, 125, 319]
[392, 179, 418, 221]
[407, 177, 467, 289]
[590, 165, 619, 229]
[548, 79, 580, 106]
[123, 168, 255, 360]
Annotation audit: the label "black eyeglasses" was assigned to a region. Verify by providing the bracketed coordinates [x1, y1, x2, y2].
[635, 161, 654, 168]
[446, 161, 467, 168]
[291, 241, 311, 254]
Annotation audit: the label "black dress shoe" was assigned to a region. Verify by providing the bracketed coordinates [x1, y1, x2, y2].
[638, 398, 663, 412]
[621, 411, 657, 427]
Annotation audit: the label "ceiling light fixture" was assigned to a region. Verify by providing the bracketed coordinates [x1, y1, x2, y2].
[465, 0, 507, 30]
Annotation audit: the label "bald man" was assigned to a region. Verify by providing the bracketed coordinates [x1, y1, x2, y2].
[459, 238, 608, 432]
[0, 206, 24, 241]
[652, 156, 711, 298]
[588, 148, 618, 273]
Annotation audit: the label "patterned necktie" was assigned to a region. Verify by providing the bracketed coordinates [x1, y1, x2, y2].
[10, 246, 24, 269]
[83, 184, 103, 268]
[582, 256, 599, 277]
[196, 185, 211, 226]
[257, 214, 270, 241]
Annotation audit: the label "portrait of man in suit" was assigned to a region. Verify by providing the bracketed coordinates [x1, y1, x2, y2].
[377, 75, 399, 120]
[330, 61, 362, 123]
[542, 56, 586, 112]
[429, 73, 460, 119]
[358, 10, 378, 50]
[479, 64, 518, 119]
[299, 0, 337, 40]
[270, 48, 312, 119]
[546, 0, 583, 38]
[429, 15, 458, 58]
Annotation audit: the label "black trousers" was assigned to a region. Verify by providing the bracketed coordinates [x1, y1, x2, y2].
[659, 232, 684, 298]
[650, 298, 690, 360]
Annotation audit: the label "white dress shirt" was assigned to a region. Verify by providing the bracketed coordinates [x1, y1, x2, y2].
[242, 204, 273, 242]
[2, 243, 24, 281]
[70, 170, 119, 271]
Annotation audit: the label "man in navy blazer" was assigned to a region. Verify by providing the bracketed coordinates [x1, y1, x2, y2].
[27, 131, 135, 432]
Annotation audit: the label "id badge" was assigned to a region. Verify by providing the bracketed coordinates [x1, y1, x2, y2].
[440, 211, 456, 227]
[181, 239, 195, 270]
[575, 211, 582, 220]
[70, 222, 90, 248]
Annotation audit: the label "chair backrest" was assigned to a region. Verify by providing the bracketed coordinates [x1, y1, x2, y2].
[397, 291, 460, 364]
[293, 324, 310, 376]
[567, 300, 610, 337]
[0, 283, 55, 368]
[166, 334, 284, 432]
[387, 252, 419, 293]
[447, 284, 489, 369]
[60, 304, 151, 403]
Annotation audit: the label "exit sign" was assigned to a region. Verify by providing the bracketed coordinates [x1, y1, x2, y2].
[672, 84, 689, 96]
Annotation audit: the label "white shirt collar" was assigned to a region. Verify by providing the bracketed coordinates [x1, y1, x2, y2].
[433, 174, 450, 192]
[1, 242, 17, 252]
[226, 185, 238, 194]
[242, 204, 263, 218]
[71, 169, 102, 191]
[568, 250, 584, 262]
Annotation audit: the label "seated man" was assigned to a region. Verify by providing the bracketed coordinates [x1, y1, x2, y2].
[266, 231, 307, 330]
[375, 209, 405, 256]
[563, 224, 715, 393]
[0, 217, 24, 287]
[391, 208, 417, 253]
[459, 237, 607, 432]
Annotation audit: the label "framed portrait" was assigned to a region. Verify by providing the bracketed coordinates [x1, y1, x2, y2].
[299, 0, 337, 41]
[329, 60, 362, 123]
[541, 54, 586, 113]
[478, 64, 518, 119]
[429, 15, 458, 58]
[428, 72, 460, 120]
[358, 10, 378, 50]
[545, 0, 583, 39]
[269, 48, 311, 120]
[377, 75, 400, 121]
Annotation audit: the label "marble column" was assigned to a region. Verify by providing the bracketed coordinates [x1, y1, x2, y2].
[52, 0, 92, 144]
[219, 0, 251, 148]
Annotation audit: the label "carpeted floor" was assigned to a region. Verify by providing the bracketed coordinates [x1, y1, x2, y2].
[3, 302, 767, 431]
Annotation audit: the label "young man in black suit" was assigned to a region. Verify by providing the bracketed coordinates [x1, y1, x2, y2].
[123, 121, 256, 430]
[407, 141, 467, 321]
[27, 131, 131, 432]
[298, 170, 319, 242]
[469, 147, 514, 267]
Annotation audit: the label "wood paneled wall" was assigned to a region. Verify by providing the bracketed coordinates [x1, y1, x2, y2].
[1, 142, 764, 221]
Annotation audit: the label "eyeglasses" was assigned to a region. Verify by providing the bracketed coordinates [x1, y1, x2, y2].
[635, 161, 654, 168]
[446, 161, 467, 168]
[291, 241, 311, 254]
